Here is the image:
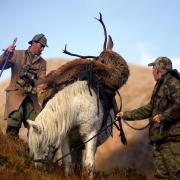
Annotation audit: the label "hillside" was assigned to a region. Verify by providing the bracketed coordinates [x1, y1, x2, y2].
[0, 58, 155, 177]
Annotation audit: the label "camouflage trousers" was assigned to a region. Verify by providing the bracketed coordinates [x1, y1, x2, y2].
[7, 96, 37, 130]
[153, 141, 180, 180]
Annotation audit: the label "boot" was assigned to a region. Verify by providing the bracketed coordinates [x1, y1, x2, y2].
[6, 126, 19, 137]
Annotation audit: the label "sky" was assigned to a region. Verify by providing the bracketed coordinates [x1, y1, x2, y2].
[0, 0, 180, 81]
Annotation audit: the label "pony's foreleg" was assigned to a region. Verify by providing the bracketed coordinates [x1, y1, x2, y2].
[70, 146, 83, 174]
[47, 145, 59, 162]
[61, 137, 72, 175]
[83, 131, 97, 178]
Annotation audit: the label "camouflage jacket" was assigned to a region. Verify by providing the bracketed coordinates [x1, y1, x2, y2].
[122, 70, 180, 144]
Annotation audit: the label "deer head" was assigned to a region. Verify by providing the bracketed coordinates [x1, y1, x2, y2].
[62, 13, 129, 89]
[63, 13, 114, 59]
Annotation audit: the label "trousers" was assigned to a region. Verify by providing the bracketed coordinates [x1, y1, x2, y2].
[153, 141, 180, 180]
[7, 96, 37, 135]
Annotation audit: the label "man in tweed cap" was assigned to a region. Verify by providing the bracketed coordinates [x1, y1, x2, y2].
[0, 33, 48, 137]
[117, 57, 180, 179]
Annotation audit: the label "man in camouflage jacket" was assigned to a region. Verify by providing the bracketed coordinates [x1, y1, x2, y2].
[0, 33, 47, 137]
[117, 57, 180, 180]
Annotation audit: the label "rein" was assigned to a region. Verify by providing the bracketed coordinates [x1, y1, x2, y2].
[114, 90, 127, 145]
[33, 116, 122, 164]
[122, 119, 150, 130]
[55, 116, 122, 163]
[33, 91, 149, 165]
[33, 72, 128, 164]
[115, 91, 150, 131]
[33, 158, 54, 164]
[33, 120, 150, 165]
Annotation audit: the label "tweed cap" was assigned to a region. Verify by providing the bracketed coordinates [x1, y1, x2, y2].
[28, 33, 48, 47]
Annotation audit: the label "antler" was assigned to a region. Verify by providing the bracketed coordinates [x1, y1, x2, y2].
[62, 13, 108, 59]
[94, 12, 107, 50]
[62, 44, 97, 59]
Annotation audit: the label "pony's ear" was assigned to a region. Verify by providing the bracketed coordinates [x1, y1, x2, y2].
[27, 119, 42, 134]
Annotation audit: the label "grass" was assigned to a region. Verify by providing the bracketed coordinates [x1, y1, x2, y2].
[0, 129, 152, 180]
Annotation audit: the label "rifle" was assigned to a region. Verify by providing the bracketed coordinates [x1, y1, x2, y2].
[0, 38, 17, 78]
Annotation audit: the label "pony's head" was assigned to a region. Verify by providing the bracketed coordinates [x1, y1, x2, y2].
[27, 119, 49, 168]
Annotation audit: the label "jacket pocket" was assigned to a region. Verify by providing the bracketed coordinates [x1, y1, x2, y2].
[168, 121, 180, 137]
[170, 142, 180, 155]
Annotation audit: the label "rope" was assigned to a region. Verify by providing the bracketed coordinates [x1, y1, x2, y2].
[122, 119, 150, 130]
[115, 90, 127, 145]
[35, 114, 116, 163]
[55, 117, 119, 163]
[34, 118, 149, 165]
[115, 90, 150, 131]
[34, 117, 120, 164]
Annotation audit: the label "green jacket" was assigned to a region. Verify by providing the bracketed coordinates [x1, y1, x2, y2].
[123, 70, 180, 144]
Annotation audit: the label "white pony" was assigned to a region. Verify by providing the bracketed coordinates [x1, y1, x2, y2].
[27, 80, 104, 176]
[27, 13, 129, 178]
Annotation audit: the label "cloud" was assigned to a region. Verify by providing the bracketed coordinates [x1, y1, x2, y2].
[138, 44, 156, 67]
[172, 57, 180, 71]
[138, 44, 180, 71]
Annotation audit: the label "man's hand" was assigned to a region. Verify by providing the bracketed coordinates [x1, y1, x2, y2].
[6, 45, 16, 53]
[3, 38, 17, 54]
[116, 111, 123, 119]
[153, 114, 161, 123]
